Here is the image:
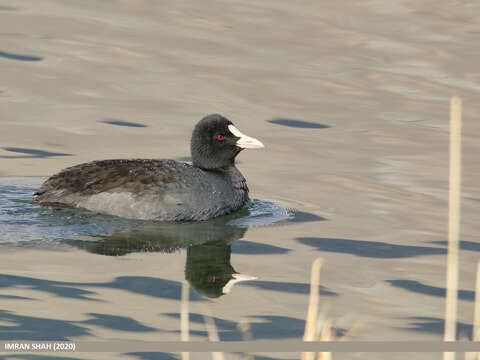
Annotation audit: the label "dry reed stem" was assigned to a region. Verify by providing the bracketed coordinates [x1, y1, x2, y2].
[181, 281, 190, 360]
[302, 257, 323, 360]
[203, 305, 224, 360]
[237, 320, 254, 360]
[465, 261, 480, 360]
[313, 305, 329, 338]
[475, 261, 480, 360]
[444, 96, 462, 360]
[465, 352, 476, 360]
[465, 346, 477, 360]
[316, 318, 332, 360]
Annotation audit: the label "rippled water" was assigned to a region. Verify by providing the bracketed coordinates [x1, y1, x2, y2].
[2, 1, 480, 359]
[0, 179, 317, 251]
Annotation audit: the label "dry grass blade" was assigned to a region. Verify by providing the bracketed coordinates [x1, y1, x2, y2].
[302, 257, 323, 360]
[444, 96, 462, 360]
[181, 281, 190, 360]
[237, 319, 254, 360]
[203, 304, 224, 360]
[466, 261, 480, 360]
[316, 318, 332, 360]
[465, 349, 476, 360]
[314, 305, 329, 340]
[475, 261, 480, 360]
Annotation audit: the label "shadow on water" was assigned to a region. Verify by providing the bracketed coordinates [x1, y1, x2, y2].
[0, 50, 43, 61]
[0, 274, 205, 302]
[386, 279, 474, 301]
[0, 309, 160, 341]
[267, 118, 330, 129]
[101, 119, 148, 127]
[431, 240, 480, 252]
[232, 240, 291, 254]
[81, 312, 157, 332]
[0, 271, 336, 302]
[0, 274, 335, 345]
[0, 6, 19, 11]
[240, 280, 337, 297]
[0, 294, 35, 300]
[0, 274, 99, 301]
[161, 312, 345, 341]
[407, 317, 472, 340]
[0, 310, 91, 341]
[297, 237, 446, 258]
[0, 147, 72, 159]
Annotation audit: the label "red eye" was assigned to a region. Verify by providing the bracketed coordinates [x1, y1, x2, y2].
[217, 135, 225, 141]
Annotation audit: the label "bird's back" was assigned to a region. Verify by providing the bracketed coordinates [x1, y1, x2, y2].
[33, 159, 248, 220]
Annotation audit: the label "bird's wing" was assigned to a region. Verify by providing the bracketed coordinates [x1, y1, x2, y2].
[33, 159, 186, 203]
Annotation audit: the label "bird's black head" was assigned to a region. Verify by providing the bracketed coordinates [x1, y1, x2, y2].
[190, 114, 264, 170]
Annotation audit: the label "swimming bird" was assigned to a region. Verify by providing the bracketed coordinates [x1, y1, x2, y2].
[33, 114, 264, 221]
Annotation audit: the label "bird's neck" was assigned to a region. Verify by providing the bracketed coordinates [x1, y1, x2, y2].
[221, 165, 248, 193]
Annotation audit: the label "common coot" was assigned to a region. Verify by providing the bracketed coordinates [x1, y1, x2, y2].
[33, 114, 264, 221]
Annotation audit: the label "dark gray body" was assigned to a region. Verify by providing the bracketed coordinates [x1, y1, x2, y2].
[33, 159, 249, 221]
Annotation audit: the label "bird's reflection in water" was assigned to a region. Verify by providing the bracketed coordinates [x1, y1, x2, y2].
[60, 200, 325, 298]
[66, 208, 254, 298]
[186, 240, 256, 298]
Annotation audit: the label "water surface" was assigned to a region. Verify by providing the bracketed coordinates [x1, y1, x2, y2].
[1, 1, 480, 359]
